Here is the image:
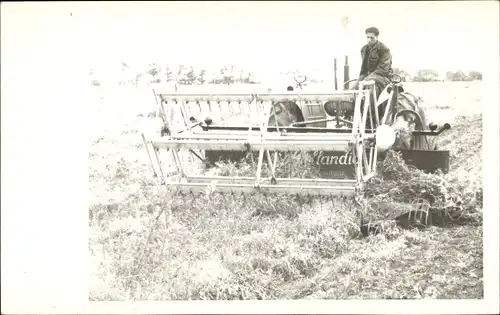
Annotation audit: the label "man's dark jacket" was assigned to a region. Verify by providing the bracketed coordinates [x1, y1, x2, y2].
[360, 41, 392, 78]
[358, 40, 393, 96]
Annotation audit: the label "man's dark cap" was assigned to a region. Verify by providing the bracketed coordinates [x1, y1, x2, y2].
[365, 27, 379, 36]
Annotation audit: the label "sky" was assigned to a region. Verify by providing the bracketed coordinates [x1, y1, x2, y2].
[2, 1, 498, 82]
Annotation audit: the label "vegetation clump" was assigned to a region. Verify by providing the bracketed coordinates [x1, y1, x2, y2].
[89, 86, 483, 301]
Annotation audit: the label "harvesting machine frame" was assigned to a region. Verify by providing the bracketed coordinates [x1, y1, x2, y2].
[141, 69, 452, 197]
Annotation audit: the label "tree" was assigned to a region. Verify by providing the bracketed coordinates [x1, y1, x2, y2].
[238, 69, 244, 83]
[176, 65, 197, 85]
[164, 65, 174, 82]
[245, 71, 255, 84]
[413, 69, 439, 82]
[446, 70, 475, 82]
[120, 62, 129, 72]
[469, 71, 482, 80]
[221, 66, 235, 85]
[198, 69, 207, 85]
[147, 63, 162, 83]
[177, 64, 187, 84]
[133, 72, 143, 88]
[185, 66, 196, 85]
[118, 62, 130, 86]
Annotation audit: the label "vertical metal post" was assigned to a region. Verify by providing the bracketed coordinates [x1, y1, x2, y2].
[334, 58, 338, 90]
[344, 56, 350, 90]
[340, 16, 350, 91]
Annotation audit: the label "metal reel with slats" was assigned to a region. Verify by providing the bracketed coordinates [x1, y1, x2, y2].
[141, 80, 387, 197]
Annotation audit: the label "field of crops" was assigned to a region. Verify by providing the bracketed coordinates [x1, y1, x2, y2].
[88, 81, 483, 300]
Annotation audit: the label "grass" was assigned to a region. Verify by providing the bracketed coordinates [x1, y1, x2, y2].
[89, 82, 483, 300]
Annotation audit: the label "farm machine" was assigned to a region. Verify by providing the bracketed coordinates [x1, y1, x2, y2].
[141, 60, 452, 198]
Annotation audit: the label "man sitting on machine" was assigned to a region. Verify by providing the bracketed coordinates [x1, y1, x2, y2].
[351, 26, 393, 99]
[323, 26, 393, 123]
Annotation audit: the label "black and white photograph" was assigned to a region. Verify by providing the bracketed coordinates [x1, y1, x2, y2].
[2, 1, 499, 314]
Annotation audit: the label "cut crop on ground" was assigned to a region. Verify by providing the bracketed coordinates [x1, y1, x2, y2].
[89, 84, 483, 301]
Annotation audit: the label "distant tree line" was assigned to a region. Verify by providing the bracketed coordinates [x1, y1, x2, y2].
[89, 62, 483, 87]
[392, 68, 483, 82]
[445, 70, 482, 81]
[89, 62, 259, 87]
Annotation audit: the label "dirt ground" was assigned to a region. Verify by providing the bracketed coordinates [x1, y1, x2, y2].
[88, 81, 483, 300]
